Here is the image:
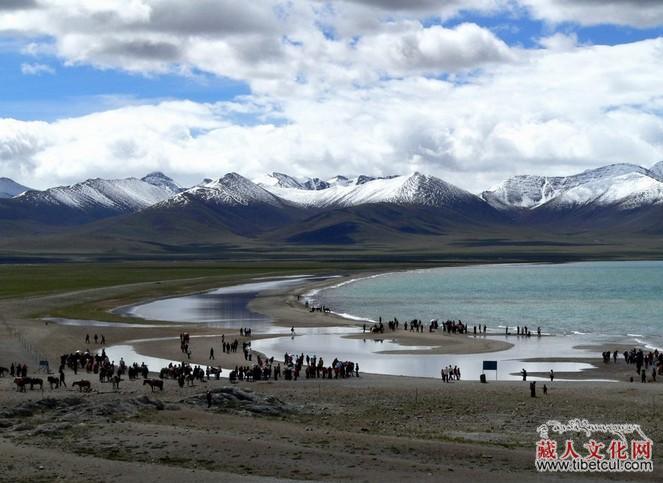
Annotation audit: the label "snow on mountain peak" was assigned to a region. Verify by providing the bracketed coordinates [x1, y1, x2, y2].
[260, 171, 474, 208]
[141, 172, 182, 193]
[167, 172, 284, 207]
[14, 176, 177, 212]
[651, 161, 663, 179]
[483, 163, 663, 210]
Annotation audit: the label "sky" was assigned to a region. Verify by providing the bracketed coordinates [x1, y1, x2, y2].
[0, 0, 662, 193]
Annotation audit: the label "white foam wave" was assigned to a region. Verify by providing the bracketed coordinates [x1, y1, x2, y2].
[330, 311, 376, 323]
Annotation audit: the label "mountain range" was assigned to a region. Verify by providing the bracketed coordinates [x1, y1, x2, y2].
[1, 162, 662, 256]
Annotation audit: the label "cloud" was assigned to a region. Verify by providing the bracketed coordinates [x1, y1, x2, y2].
[355, 22, 516, 74]
[20, 62, 54, 75]
[0, 1, 515, 84]
[0, 0, 38, 11]
[331, 0, 506, 17]
[1, 37, 662, 193]
[522, 0, 663, 28]
[0, 1, 661, 193]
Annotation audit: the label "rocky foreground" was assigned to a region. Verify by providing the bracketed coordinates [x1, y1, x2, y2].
[1, 374, 661, 482]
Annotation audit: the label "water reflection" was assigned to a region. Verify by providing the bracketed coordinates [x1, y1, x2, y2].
[115, 276, 331, 332]
[251, 331, 607, 381]
[46, 317, 175, 328]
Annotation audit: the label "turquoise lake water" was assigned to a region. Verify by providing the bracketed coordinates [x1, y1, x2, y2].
[101, 262, 663, 379]
[313, 261, 663, 346]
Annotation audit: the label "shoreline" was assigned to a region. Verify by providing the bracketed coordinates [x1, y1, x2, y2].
[3, 262, 657, 383]
[247, 270, 516, 356]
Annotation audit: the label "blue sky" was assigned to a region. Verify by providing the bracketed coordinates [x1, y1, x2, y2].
[0, 51, 249, 121]
[0, 0, 661, 191]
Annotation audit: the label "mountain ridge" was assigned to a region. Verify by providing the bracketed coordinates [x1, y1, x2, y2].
[2, 163, 663, 250]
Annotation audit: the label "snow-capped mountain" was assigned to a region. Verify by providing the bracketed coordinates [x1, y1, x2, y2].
[162, 173, 285, 208]
[14, 175, 180, 213]
[0, 177, 31, 198]
[483, 163, 663, 211]
[254, 172, 333, 191]
[651, 161, 663, 178]
[254, 172, 401, 192]
[141, 172, 183, 193]
[260, 172, 479, 209]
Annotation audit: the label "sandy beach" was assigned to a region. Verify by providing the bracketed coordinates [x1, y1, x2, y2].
[1, 268, 662, 481]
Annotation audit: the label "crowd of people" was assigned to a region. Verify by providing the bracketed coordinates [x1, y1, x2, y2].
[229, 352, 359, 383]
[362, 317, 489, 336]
[602, 347, 663, 383]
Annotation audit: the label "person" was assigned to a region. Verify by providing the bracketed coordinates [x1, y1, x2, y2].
[59, 366, 67, 387]
[291, 327, 295, 336]
[101, 334, 106, 345]
[94, 334, 98, 344]
[549, 369, 554, 382]
[543, 384, 548, 395]
[209, 347, 215, 360]
[85, 334, 90, 344]
[530, 381, 536, 397]
[521, 368, 527, 381]
[641, 369, 647, 383]
[206, 391, 212, 408]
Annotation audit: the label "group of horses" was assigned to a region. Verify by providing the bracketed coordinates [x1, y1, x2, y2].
[13, 377, 43, 392]
[12, 376, 93, 392]
[11, 374, 157, 393]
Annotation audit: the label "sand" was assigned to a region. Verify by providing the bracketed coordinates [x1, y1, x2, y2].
[1, 271, 662, 481]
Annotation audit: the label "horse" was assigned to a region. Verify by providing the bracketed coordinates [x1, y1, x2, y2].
[111, 375, 123, 390]
[143, 379, 163, 392]
[29, 377, 44, 391]
[72, 380, 91, 392]
[14, 377, 28, 392]
[47, 376, 60, 390]
[0, 367, 8, 377]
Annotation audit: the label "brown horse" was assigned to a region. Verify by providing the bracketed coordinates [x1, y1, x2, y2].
[72, 380, 91, 392]
[29, 377, 43, 391]
[47, 376, 60, 389]
[14, 377, 28, 392]
[143, 379, 163, 392]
